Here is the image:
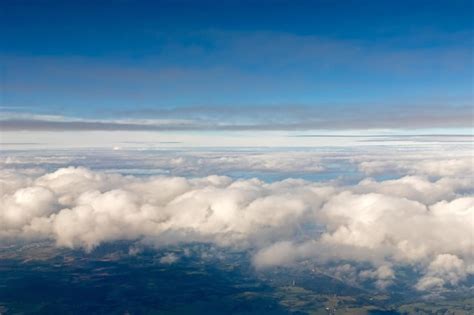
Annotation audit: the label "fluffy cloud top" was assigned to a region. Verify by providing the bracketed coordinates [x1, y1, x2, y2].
[0, 158, 472, 292]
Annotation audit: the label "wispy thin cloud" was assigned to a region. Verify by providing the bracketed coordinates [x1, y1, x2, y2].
[1, 103, 472, 132]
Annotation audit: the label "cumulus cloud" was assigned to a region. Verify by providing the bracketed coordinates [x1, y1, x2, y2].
[359, 265, 395, 290]
[357, 155, 474, 178]
[415, 254, 469, 291]
[0, 158, 472, 292]
[165, 151, 325, 173]
[252, 241, 300, 268]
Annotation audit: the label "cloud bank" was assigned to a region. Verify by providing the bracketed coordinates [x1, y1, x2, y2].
[1, 103, 472, 132]
[1, 158, 472, 292]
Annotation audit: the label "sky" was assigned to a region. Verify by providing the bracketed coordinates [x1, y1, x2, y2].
[0, 1, 473, 297]
[0, 0, 473, 146]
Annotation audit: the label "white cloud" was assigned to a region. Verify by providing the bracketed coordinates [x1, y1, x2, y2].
[0, 154, 472, 291]
[0, 150, 326, 174]
[359, 265, 395, 290]
[354, 175, 470, 204]
[159, 253, 180, 264]
[415, 254, 469, 291]
[357, 156, 473, 178]
[252, 241, 299, 268]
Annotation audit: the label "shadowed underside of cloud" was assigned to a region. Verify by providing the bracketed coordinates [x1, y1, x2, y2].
[1, 155, 473, 292]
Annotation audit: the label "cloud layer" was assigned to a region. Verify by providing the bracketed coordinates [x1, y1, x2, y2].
[1, 104, 473, 132]
[1, 155, 472, 292]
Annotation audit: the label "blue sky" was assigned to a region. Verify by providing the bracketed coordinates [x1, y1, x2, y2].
[0, 0, 472, 137]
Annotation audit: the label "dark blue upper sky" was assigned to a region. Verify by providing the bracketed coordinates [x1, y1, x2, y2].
[1, 0, 472, 130]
